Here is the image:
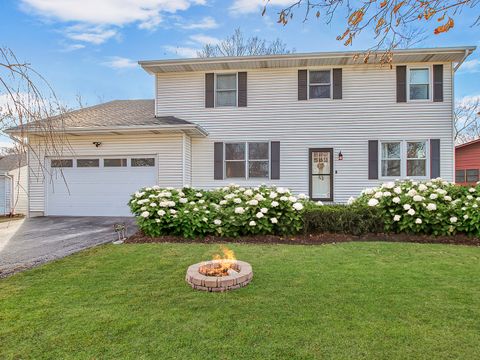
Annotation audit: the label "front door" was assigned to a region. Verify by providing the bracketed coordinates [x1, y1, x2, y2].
[309, 148, 333, 201]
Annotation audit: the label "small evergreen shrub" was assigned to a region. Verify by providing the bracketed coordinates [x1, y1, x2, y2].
[302, 205, 384, 235]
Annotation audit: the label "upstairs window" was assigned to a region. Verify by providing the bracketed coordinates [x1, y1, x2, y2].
[409, 68, 430, 100]
[309, 70, 331, 99]
[216, 74, 237, 107]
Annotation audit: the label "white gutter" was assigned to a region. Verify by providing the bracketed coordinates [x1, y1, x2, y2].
[5, 124, 209, 137]
[454, 48, 474, 72]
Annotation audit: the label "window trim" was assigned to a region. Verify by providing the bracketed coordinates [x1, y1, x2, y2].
[379, 140, 430, 180]
[307, 69, 332, 100]
[215, 72, 238, 108]
[407, 65, 432, 102]
[49, 156, 157, 169]
[224, 141, 270, 180]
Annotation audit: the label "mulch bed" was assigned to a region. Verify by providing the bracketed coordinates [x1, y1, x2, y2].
[125, 232, 480, 246]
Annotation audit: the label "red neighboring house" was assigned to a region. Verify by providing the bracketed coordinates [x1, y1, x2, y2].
[455, 138, 480, 184]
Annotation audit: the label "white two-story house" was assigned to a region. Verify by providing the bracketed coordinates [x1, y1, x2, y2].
[8, 46, 476, 217]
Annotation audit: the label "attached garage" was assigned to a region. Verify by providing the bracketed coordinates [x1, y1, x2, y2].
[46, 156, 157, 216]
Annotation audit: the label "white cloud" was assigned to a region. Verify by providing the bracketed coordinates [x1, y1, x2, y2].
[20, 0, 207, 44]
[164, 45, 198, 58]
[180, 16, 218, 29]
[457, 94, 480, 107]
[0, 138, 14, 149]
[65, 25, 117, 45]
[189, 34, 220, 45]
[61, 43, 86, 52]
[459, 59, 480, 73]
[230, 0, 292, 14]
[103, 56, 138, 69]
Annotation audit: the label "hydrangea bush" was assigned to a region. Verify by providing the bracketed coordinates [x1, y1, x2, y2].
[352, 178, 480, 236]
[129, 184, 319, 238]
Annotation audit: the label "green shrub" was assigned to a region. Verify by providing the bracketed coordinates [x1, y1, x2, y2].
[129, 185, 319, 238]
[352, 179, 480, 237]
[302, 205, 384, 235]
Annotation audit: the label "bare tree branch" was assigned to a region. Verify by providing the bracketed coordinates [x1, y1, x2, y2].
[455, 97, 480, 143]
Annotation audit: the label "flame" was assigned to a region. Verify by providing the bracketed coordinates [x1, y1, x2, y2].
[200, 246, 237, 277]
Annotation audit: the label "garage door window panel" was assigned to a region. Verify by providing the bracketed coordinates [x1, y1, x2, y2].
[77, 159, 100, 167]
[131, 158, 155, 167]
[104, 158, 127, 167]
[51, 159, 73, 168]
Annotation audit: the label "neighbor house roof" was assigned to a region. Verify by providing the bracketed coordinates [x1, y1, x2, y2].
[139, 46, 476, 74]
[456, 138, 480, 149]
[0, 153, 27, 172]
[6, 100, 208, 137]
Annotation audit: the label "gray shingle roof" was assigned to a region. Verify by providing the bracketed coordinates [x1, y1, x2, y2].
[0, 153, 27, 171]
[8, 100, 193, 131]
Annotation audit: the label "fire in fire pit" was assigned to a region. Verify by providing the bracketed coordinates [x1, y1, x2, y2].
[186, 247, 253, 292]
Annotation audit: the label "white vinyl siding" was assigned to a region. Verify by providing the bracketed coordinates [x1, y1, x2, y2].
[156, 63, 454, 203]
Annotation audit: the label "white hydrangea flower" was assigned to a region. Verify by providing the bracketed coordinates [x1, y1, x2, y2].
[436, 189, 447, 195]
[219, 200, 228, 205]
[189, 201, 195, 205]
[289, 196, 298, 202]
[193, 208, 199, 212]
[403, 204, 411, 210]
[277, 187, 287, 194]
[364, 188, 375, 195]
[155, 219, 160, 223]
[150, 203, 157, 207]
[184, 210, 190, 214]
[444, 196, 452, 201]
[316, 201, 324, 206]
[157, 210, 165, 216]
[198, 199, 205, 204]
[467, 195, 473, 200]
[269, 192, 278, 199]
[249, 220, 256, 226]
[256, 212, 264, 219]
[473, 204, 478, 208]
[244, 189, 253, 196]
[407, 189, 417, 197]
[170, 209, 177, 214]
[141, 211, 150, 218]
[469, 188, 476, 193]
[202, 217, 208, 222]
[368, 198, 379, 207]
[418, 184, 428, 191]
[415, 218, 422, 224]
[177, 191, 185, 197]
[141, 206, 147, 211]
[407, 208, 416, 216]
[254, 194, 265, 201]
[292, 202, 304, 211]
[347, 197, 355, 205]
[393, 215, 401, 221]
[298, 193, 307, 199]
[429, 193, 438, 200]
[384, 182, 395, 189]
[234, 207, 245, 214]
[233, 198, 242, 204]
[195, 192, 203, 197]
[413, 195, 423, 202]
[214, 219, 222, 225]
[383, 191, 392, 197]
[260, 207, 268, 214]
[426, 203, 437, 211]
[374, 192, 383, 199]
[271, 201, 279, 207]
[463, 214, 469, 220]
[394, 187, 402, 194]
[248, 199, 258, 206]
[270, 217, 278, 224]
[179, 198, 188, 204]
[392, 197, 401, 204]
[450, 216, 458, 223]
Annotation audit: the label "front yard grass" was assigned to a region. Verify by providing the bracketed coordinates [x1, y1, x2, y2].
[1, 242, 479, 359]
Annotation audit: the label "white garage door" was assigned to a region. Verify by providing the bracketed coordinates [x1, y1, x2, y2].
[47, 156, 157, 216]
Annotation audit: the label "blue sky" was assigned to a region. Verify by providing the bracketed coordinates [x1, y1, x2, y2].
[1, 0, 479, 146]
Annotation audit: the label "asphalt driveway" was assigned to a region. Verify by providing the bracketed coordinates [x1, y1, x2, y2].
[0, 216, 137, 277]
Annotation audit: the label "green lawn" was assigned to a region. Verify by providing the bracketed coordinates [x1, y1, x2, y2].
[1, 242, 480, 359]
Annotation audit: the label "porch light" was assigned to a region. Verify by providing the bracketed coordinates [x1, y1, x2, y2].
[93, 141, 102, 148]
[338, 151, 344, 161]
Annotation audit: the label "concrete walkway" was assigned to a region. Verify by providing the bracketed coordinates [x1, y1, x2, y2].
[0, 216, 137, 278]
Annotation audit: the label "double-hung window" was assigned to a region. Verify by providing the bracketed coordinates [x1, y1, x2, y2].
[225, 142, 269, 179]
[409, 68, 430, 100]
[381, 140, 428, 178]
[309, 70, 331, 99]
[216, 74, 237, 107]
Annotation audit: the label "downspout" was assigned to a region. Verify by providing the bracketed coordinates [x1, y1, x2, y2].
[1, 174, 13, 215]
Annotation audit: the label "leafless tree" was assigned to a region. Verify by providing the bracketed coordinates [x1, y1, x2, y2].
[197, 28, 293, 57]
[0, 47, 70, 215]
[455, 97, 480, 143]
[263, 0, 479, 63]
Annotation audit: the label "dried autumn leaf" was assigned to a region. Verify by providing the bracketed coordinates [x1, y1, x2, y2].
[437, 13, 446, 22]
[348, 9, 364, 26]
[344, 35, 353, 46]
[393, 1, 405, 14]
[375, 18, 386, 33]
[336, 29, 350, 41]
[380, 0, 387, 8]
[434, 17, 454, 34]
[316, 11, 320, 18]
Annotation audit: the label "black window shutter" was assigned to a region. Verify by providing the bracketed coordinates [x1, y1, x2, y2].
[396, 66, 407, 103]
[214, 142, 224, 180]
[368, 140, 379, 180]
[433, 65, 443, 102]
[205, 73, 214, 108]
[270, 141, 280, 180]
[430, 139, 440, 179]
[238, 72, 247, 107]
[298, 70, 307, 101]
[332, 68, 342, 99]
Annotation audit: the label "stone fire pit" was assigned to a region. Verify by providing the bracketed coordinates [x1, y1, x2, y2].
[185, 259, 253, 292]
